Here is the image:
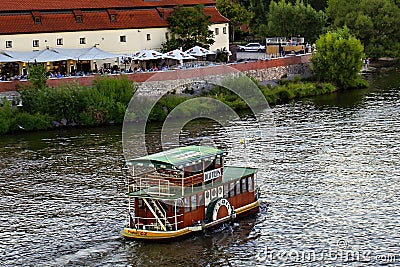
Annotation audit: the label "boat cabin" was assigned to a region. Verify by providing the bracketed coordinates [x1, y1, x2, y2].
[121, 145, 259, 240]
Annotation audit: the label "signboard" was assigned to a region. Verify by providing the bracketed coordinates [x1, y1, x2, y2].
[204, 168, 222, 182]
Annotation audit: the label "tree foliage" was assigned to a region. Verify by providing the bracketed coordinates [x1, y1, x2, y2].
[267, 0, 326, 42]
[217, 0, 253, 42]
[163, 5, 214, 51]
[326, 0, 400, 58]
[27, 63, 48, 90]
[311, 27, 365, 89]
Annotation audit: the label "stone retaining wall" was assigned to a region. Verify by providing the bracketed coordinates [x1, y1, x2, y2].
[0, 54, 312, 94]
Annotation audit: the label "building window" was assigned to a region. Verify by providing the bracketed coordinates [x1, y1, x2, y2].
[33, 40, 39, 47]
[146, 34, 151, 41]
[223, 27, 227, 34]
[165, 32, 169, 40]
[215, 28, 219, 35]
[75, 15, 82, 23]
[34, 17, 41, 24]
[110, 14, 117, 22]
[120, 35, 126, 42]
[5, 41, 12, 48]
[79, 38, 86, 44]
[56, 38, 63, 45]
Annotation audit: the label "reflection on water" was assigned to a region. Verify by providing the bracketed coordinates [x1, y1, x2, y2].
[1, 68, 400, 266]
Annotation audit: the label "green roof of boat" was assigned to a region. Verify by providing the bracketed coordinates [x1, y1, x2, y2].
[125, 145, 225, 169]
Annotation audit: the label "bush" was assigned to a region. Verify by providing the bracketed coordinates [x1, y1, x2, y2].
[0, 99, 13, 134]
[311, 27, 366, 89]
[149, 95, 187, 121]
[17, 76, 137, 128]
[8, 112, 52, 132]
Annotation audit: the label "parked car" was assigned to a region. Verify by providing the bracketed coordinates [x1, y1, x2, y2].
[237, 43, 266, 52]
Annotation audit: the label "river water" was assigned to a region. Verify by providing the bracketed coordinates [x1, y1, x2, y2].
[1, 68, 400, 266]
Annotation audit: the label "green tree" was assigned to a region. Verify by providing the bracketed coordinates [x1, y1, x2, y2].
[311, 27, 365, 89]
[236, 0, 327, 40]
[27, 62, 47, 90]
[164, 5, 214, 51]
[303, 0, 328, 11]
[217, 0, 254, 42]
[326, 0, 400, 58]
[248, 0, 269, 30]
[267, 0, 326, 42]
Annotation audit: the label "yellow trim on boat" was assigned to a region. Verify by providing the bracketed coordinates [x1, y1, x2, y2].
[121, 200, 260, 240]
[235, 199, 260, 215]
[121, 227, 193, 240]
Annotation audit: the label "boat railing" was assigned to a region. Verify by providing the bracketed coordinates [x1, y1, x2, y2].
[129, 214, 184, 231]
[129, 177, 174, 197]
[183, 173, 203, 186]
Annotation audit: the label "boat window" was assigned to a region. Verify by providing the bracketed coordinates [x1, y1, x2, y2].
[184, 197, 191, 212]
[191, 195, 197, 211]
[198, 192, 204, 206]
[242, 178, 247, 192]
[223, 183, 229, 198]
[204, 160, 215, 172]
[235, 181, 240, 195]
[248, 176, 253, 191]
[137, 198, 144, 209]
[176, 202, 182, 213]
[229, 182, 235, 197]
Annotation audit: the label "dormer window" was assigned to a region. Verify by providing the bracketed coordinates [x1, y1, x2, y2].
[32, 12, 42, 24]
[107, 9, 117, 22]
[34, 17, 41, 24]
[73, 10, 83, 23]
[156, 8, 165, 19]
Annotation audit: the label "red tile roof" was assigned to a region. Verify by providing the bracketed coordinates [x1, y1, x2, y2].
[0, 4, 228, 35]
[0, 0, 216, 11]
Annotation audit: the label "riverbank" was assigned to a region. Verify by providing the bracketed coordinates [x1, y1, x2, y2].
[0, 73, 363, 135]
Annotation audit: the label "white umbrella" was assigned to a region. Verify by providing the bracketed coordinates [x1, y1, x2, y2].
[133, 49, 163, 60]
[53, 48, 89, 60]
[0, 52, 16, 63]
[78, 46, 120, 60]
[163, 49, 196, 60]
[185, 46, 215, 57]
[2, 51, 37, 62]
[31, 49, 70, 63]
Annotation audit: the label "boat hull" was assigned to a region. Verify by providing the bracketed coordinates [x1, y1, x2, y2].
[121, 200, 260, 241]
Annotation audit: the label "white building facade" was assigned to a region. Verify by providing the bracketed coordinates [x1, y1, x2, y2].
[0, 0, 229, 76]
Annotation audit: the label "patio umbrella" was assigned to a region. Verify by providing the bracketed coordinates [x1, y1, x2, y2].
[163, 49, 196, 60]
[78, 46, 120, 60]
[30, 49, 70, 63]
[133, 49, 163, 60]
[0, 52, 16, 63]
[3, 49, 70, 63]
[1, 51, 38, 62]
[185, 46, 215, 57]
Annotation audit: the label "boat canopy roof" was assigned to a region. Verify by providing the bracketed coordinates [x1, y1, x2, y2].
[125, 146, 225, 170]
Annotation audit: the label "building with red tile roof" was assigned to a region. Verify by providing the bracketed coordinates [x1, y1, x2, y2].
[0, 0, 229, 76]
